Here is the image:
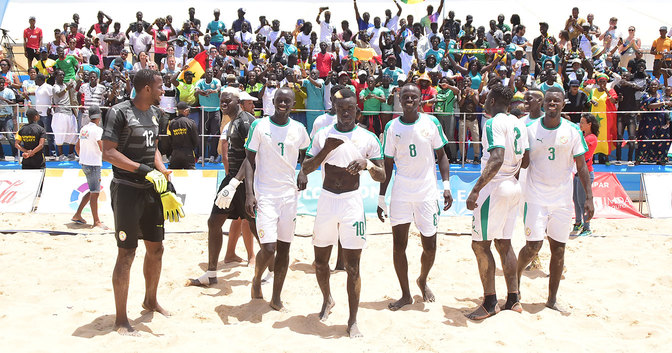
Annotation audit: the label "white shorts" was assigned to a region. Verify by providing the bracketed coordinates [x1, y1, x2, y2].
[523, 202, 573, 243]
[52, 112, 78, 145]
[472, 178, 521, 241]
[313, 189, 366, 250]
[256, 194, 297, 244]
[390, 198, 440, 236]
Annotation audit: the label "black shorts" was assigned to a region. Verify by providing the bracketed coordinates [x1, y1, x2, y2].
[25, 47, 38, 61]
[211, 174, 253, 221]
[111, 180, 165, 248]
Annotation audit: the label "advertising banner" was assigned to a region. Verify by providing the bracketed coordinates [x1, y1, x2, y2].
[0, 169, 43, 213]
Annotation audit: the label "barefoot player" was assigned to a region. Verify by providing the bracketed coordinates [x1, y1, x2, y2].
[517, 86, 594, 313]
[244, 87, 310, 311]
[102, 69, 184, 336]
[301, 88, 386, 338]
[187, 87, 256, 286]
[378, 85, 453, 311]
[465, 85, 528, 320]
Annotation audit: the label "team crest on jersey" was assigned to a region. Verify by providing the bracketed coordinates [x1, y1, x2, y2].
[420, 128, 430, 138]
[259, 229, 265, 239]
[525, 227, 531, 237]
[559, 136, 568, 144]
[152, 116, 158, 126]
[119, 231, 127, 241]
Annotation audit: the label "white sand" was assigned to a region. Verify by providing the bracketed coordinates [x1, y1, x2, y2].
[1, 213, 671, 352]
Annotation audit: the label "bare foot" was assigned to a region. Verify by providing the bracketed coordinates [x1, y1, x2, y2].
[388, 296, 413, 311]
[114, 322, 140, 337]
[247, 256, 256, 267]
[142, 301, 172, 317]
[546, 300, 570, 315]
[347, 321, 363, 338]
[417, 278, 435, 302]
[466, 304, 499, 320]
[319, 296, 335, 322]
[93, 222, 109, 230]
[270, 299, 287, 312]
[251, 279, 263, 299]
[224, 255, 244, 263]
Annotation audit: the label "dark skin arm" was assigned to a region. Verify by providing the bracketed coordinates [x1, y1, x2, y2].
[345, 158, 385, 182]
[103, 139, 170, 178]
[466, 147, 504, 210]
[575, 154, 594, 221]
[435, 147, 453, 210]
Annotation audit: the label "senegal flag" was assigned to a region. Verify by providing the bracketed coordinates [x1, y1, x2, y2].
[179, 51, 208, 82]
[589, 87, 618, 155]
[401, 0, 426, 4]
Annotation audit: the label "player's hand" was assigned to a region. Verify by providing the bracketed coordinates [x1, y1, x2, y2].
[245, 193, 257, 219]
[323, 137, 344, 152]
[584, 197, 595, 222]
[22, 152, 30, 159]
[346, 159, 367, 175]
[443, 189, 453, 210]
[377, 195, 388, 222]
[297, 170, 308, 190]
[215, 177, 241, 209]
[145, 169, 168, 193]
[161, 191, 185, 222]
[466, 189, 479, 210]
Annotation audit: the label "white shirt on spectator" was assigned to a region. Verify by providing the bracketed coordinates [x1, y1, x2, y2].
[386, 16, 400, 32]
[129, 31, 152, 55]
[35, 83, 53, 116]
[235, 31, 253, 45]
[296, 32, 312, 47]
[78, 122, 103, 166]
[320, 21, 335, 44]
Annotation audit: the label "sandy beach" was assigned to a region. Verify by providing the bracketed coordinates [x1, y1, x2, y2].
[1, 212, 671, 352]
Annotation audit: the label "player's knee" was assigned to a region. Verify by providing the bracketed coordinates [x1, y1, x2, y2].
[345, 263, 359, 277]
[146, 243, 164, 258]
[493, 239, 511, 252]
[550, 243, 565, 256]
[207, 215, 224, 230]
[526, 240, 543, 253]
[471, 240, 487, 254]
[261, 243, 275, 255]
[422, 237, 437, 252]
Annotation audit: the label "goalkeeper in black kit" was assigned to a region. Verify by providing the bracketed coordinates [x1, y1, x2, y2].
[102, 69, 184, 336]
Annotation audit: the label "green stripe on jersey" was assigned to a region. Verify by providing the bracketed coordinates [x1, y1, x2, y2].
[569, 121, 589, 153]
[382, 119, 394, 157]
[428, 114, 449, 146]
[481, 196, 490, 241]
[243, 118, 262, 150]
[360, 127, 383, 159]
[485, 119, 494, 148]
[523, 202, 528, 225]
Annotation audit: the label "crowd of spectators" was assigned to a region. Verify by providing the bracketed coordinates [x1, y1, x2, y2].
[2, 1, 672, 166]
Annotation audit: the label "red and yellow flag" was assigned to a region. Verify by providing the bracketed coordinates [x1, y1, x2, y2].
[178, 51, 208, 82]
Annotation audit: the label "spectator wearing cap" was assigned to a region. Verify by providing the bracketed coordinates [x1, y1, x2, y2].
[171, 67, 199, 128]
[238, 90, 258, 116]
[72, 105, 107, 229]
[24, 16, 43, 68]
[352, 69, 369, 110]
[109, 49, 132, 72]
[15, 108, 46, 169]
[511, 46, 529, 78]
[563, 79, 590, 124]
[67, 22, 86, 49]
[34, 47, 56, 77]
[651, 26, 672, 86]
[167, 101, 198, 169]
[232, 8, 251, 33]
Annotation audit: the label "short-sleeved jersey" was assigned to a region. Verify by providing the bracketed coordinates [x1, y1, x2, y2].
[521, 113, 542, 126]
[481, 113, 529, 182]
[525, 117, 587, 207]
[307, 124, 382, 178]
[226, 109, 255, 176]
[102, 100, 161, 186]
[383, 113, 447, 201]
[195, 78, 221, 112]
[16, 122, 46, 168]
[245, 117, 310, 198]
[167, 116, 198, 151]
[310, 113, 337, 139]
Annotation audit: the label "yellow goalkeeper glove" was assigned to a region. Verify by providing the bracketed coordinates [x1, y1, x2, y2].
[161, 190, 184, 222]
[138, 164, 168, 194]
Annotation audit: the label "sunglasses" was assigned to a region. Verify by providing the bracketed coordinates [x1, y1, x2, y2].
[628, 29, 635, 31]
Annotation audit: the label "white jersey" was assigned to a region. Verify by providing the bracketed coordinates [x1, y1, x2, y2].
[307, 124, 382, 177]
[310, 113, 337, 139]
[383, 113, 447, 201]
[521, 113, 543, 126]
[525, 117, 587, 207]
[481, 113, 529, 182]
[245, 117, 310, 198]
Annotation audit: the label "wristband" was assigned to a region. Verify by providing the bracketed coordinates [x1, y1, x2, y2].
[229, 177, 241, 188]
[442, 179, 451, 191]
[366, 159, 375, 170]
[136, 163, 152, 176]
